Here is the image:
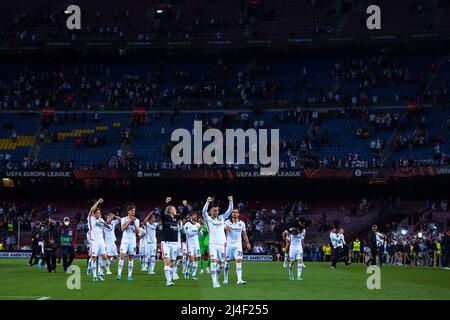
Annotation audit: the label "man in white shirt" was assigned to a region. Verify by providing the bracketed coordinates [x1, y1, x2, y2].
[183, 211, 202, 280]
[224, 208, 250, 285]
[143, 211, 159, 275]
[202, 196, 233, 288]
[104, 213, 121, 275]
[330, 227, 350, 269]
[87, 198, 109, 282]
[117, 205, 140, 281]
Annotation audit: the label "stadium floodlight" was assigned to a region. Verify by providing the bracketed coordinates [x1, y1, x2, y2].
[418, 232, 423, 238]
[401, 229, 408, 235]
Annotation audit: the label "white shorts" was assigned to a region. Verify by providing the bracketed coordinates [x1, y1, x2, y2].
[120, 238, 137, 256]
[209, 243, 226, 262]
[105, 241, 118, 257]
[161, 241, 178, 261]
[145, 242, 157, 257]
[289, 247, 303, 261]
[226, 244, 243, 261]
[186, 242, 201, 258]
[90, 239, 106, 257]
[139, 240, 146, 254]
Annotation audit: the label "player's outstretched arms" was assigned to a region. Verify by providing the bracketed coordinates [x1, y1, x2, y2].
[89, 198, 104, 215]
[221, 196, 234, 219]
[202, 197, 213, 219]
[143, 211, 154, 225]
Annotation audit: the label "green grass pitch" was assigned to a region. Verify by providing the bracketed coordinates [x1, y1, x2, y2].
[0, 259, 449, 300]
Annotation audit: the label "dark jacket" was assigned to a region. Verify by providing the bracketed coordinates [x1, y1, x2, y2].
[367, 231, 377, 250]
[442, 234, 450, 252]
[42, 223, 58, 250]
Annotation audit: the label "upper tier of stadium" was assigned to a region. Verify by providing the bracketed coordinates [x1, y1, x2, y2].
[1, 0, 450, 44]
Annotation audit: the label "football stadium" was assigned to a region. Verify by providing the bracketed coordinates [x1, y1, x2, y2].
[0, 0, 450, 304]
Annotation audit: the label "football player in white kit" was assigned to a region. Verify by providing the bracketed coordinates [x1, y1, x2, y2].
[183, 211, 202, 280]
[202, 196, 233, 288]
[224, 208, 251, 285]
[285, 225, 305, 281]
[117, 205, 140, 281]
[143, 211, 159, 275]
[138, 225, 147, 271]
[282, 230, 290, 268]
[87, 198, 109, 282]
[104, 213, 121, 275]
[173, 219, 185, 280]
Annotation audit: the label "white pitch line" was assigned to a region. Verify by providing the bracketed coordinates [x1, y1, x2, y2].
[37, 296, 50, 300]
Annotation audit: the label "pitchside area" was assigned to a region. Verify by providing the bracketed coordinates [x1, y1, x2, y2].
[0, 259, 449, 300]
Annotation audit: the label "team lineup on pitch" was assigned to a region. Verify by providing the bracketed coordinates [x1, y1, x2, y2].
[2, 197, 449, 300]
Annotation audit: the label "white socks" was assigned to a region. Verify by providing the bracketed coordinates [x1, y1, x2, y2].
[117, 258, 124, 276]
[128, 260, 134, 277]
[164, 265, 172, 283]
[192, 261, 198, 277]
[236, 262, 243, 282]
[297, 263, 303, 279]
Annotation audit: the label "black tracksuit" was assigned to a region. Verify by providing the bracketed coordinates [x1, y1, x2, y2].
[28, 227, 42, 266]
[42, 223, 58, 272]
[366, 231, 378, 266]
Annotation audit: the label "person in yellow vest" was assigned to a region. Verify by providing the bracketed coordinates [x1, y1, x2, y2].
[7, 222, 14, 234]
[352, 239, 361, 263]
[436, 241, 442, 267]
[324, 243, 332, 262]
[0, 240, 4, 251]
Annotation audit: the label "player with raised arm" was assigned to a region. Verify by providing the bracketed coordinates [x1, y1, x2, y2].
[160, 197, 181, 286]
[117, 205, 140, 281]
[183, 211, 202, 280]
[104, 213, 121, 275]
[202, 196, 234, 288]
[224, 208, 251, 285]
[143, 211, 159, 275]
[87, 198, 109, 282]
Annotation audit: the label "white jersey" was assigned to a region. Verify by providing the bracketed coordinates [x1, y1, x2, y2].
[202, 201, 233, 245]
[104, 219, 119, 243]
[330, 232, 344, 248]
[376, 232, 384, 247]
[88, 215, 105, 242]
[139, 227, 146, 249]
[145, 222, 158, 243]
[289, 230, 305, 250]
[225, 220, 246, 246]
[120, 216, 139, 240]
[183, 220, 201, 247]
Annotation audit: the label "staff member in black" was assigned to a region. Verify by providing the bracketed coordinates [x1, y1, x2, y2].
[366, 224, 379, 266]
[442, 228, 450, 269]
[42, 217, 59, 273]
[58, 217, 77, 272]
[28, 220, 42, 266]
[159, 196, 181, 286]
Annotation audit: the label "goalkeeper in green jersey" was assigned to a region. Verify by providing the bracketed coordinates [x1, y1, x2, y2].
[198, 217, 210, 274]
